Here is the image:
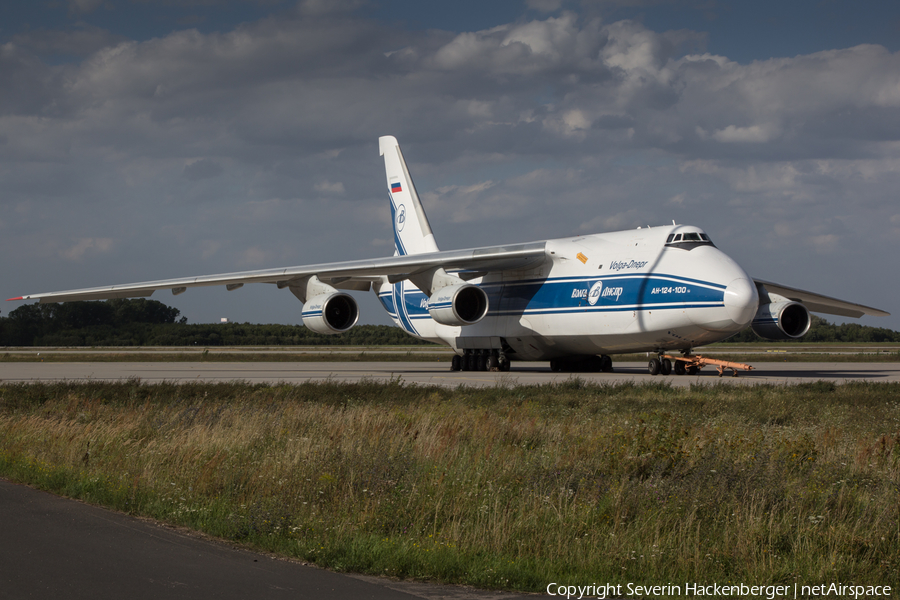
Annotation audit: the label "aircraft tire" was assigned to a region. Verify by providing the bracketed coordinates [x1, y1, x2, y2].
[648, 358, 661, 375]
[673, 360, 686, 375]
[600, 355, 613, 372]
[499, 355, 511, 372]
[660, 358, 672, 376]
[451, 355, 461, 372]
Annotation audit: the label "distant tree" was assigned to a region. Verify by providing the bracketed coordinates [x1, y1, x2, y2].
[726, 314, 900, 343]
[1, 299, 184, 346]
[107, 298, 184, 326]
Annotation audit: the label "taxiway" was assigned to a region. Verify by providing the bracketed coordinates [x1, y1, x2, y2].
[1, 361, 898, 387]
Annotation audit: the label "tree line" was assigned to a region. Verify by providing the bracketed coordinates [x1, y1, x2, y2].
[1, 299, 897, 346]
[725, 314, 900, 343]
[0, 299, 434, 346]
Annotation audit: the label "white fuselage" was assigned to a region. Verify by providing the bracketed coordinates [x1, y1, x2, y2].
[375, 225, 759, 360]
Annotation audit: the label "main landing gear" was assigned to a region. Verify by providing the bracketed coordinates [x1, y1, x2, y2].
[451, 349, 511, 372]
[549, 355, 614, 373]
[647, 353, 754, 377]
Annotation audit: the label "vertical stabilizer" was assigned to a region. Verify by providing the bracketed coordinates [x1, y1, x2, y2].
[379, 136, 439, 256]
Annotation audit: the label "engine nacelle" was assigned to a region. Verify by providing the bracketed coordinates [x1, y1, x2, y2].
[301, 291, 359, 335]
[427, 283, 488, 326]
[751, 301, 811, 340]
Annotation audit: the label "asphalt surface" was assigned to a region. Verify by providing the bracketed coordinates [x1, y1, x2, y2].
[1, 360, 899, 387]
[0, 479, 533, 600]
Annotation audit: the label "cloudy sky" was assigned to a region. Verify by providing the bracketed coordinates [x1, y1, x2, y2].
[3, 0, 899, 331]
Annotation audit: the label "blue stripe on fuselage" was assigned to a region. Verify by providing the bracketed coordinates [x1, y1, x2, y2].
[378, 273, 726, 321]
[392, 280, 419, 334]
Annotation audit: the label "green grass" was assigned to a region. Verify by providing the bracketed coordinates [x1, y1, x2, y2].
[0, 351, 452, 362]
[1, 380, 898, 595]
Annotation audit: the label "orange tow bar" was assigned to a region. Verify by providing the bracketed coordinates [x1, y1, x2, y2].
[662, 354, 754, 377]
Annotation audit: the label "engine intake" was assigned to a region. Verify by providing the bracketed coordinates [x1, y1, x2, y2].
[427, 283, 488, 326]
[751, 301, 811, 340]
[301, 291, 359, 335]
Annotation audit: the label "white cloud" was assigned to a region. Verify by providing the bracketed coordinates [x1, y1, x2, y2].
[809, 233, 841, 253]
[710, 124, 778, 143]
[236, 247, 270, 267]
[68, 0, 104, 15]
[183, 159, 223, 181]
[60, 238, 114, 261]
[314, 181, 345, 194]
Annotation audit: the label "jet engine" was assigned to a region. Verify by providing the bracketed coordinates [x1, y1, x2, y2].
[301, 291, 359, 335]
[750, 301, 811, 340]
[427, 283, 489, 326]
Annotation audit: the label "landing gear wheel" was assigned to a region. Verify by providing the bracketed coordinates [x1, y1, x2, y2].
[600, 355, 613, 373]
[499, 355, 511, 372]
[648, 358, 661, 375]
[585, 356, 603, 372]
[451, 355, 461, 372]
[687, 366, 699, 375]
[476, 354, 487, 371]
[550, 359, 560, 372]
[673, 360, 686, 375]
[461, 355, 471, 371]
[660, 358, 672, 376]
[488, 354, 499, 371]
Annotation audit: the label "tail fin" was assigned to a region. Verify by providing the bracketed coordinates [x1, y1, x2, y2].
[379, 135, 439, 256]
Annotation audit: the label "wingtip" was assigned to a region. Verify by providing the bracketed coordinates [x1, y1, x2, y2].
[7, 297, 24, 301]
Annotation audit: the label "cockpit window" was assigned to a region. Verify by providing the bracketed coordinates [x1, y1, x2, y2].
[665, 231, 715, 249]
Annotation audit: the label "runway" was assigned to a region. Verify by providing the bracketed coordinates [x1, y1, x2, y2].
[2, 360, 898, 386]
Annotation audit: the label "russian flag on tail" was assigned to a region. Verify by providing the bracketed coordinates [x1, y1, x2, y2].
[391, 182, 402, 193]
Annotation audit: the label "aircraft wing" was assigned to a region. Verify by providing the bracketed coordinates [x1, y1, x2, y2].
[754, 278, 890, 319]
[9, 242, 547, 304]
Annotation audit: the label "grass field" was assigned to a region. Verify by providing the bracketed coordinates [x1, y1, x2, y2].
[1, 379, 898, 595]
[0, 350, 453, 362]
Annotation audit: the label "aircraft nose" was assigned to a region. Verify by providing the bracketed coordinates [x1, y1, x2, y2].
[723, 276, 759, 327]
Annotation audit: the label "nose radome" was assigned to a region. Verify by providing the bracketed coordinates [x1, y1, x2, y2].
[724, 277, 759, 326]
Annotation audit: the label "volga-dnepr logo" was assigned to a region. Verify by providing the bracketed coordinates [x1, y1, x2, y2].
[396, 204, 406, 232]
[571, 281, 624, 304]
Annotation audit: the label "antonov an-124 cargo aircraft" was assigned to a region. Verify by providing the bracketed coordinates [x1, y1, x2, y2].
[10, 136, 890, 375]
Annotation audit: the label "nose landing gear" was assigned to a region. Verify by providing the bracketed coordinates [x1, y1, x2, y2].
[648, 353, 754, 377]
